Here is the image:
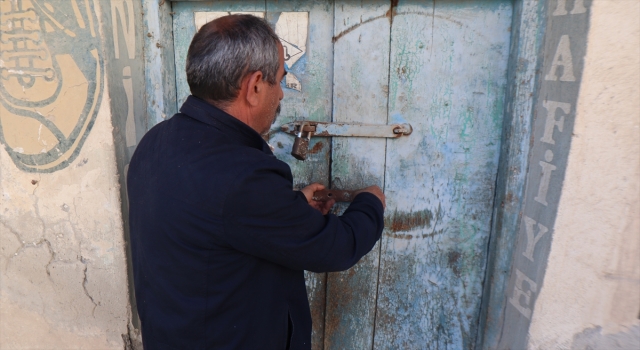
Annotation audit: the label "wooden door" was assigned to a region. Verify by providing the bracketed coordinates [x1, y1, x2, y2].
[172, 1, 512, 348]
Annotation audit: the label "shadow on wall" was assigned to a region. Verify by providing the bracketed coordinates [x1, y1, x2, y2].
[570, 325, 640, 350]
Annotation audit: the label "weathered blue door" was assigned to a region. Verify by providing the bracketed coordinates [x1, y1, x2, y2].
[172, 1, 512, 348]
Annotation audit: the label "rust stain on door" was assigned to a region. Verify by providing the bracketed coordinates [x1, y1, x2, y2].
[385, 208, 433, 232]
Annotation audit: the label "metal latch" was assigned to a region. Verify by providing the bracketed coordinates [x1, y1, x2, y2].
[282, 121, 412, 160]
[312, 189, 356, 202]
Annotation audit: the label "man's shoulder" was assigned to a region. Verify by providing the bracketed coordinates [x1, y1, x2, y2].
[229, 147, 292, 180]
[133, 113, 200, 151]
[130, 111, 292, 188]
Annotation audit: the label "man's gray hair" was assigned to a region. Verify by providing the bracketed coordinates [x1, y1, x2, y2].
[186, 14, 280, 105]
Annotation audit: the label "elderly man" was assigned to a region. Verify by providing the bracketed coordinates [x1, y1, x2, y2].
[127, 15, 385, 349]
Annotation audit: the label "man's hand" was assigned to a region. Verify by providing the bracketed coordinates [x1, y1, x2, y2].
[355, 185, 386, 210]
[300, 183, 335, 215]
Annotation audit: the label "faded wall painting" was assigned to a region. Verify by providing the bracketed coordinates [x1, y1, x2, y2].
[0, 0, 103, 173]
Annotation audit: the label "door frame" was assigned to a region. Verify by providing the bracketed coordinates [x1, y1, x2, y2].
[128, 1, 591, 348]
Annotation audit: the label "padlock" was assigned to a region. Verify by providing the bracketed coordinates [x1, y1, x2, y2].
[291, 122, 311, 160]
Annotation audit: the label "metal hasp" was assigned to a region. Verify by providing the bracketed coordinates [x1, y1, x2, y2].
[281, 120, 413, 138]
[312, 189, 356, 202]
[282, 120, 413, 160]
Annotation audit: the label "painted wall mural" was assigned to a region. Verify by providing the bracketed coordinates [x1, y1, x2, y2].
[0, 0, 103, 173]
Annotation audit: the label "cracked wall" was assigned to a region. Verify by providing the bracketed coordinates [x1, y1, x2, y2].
[0, 96, 130, 348]
[528, 1, 640, 349]
[0, 0, 130, 348]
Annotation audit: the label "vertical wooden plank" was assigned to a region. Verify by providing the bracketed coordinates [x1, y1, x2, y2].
[142, 0, 177, 127]
[476, 0, 544, 347]
[172, 1, 266, 110]
[265, 1, 334, 190]
[324, 1, 391, 349]
[373, 1, 512, 349]
[264, 2, 334, 349]
[171, 2, 196, 109]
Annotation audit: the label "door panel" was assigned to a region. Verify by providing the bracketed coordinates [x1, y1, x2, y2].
[265, 3, 334, 348]
[374, 1, 512, 348]
[324, 2, 390, 349]
[171, 1, 512, 348]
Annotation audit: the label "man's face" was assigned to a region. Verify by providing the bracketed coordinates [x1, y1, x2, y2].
[258, 42, 286, 135]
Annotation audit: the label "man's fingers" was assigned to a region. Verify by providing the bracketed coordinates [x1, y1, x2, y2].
[310, 183, 325, 191]
[309, 201, 323, 213]
[300, 183, 326, 202]
[301, 183, 333, 214]
[320, 199, 335, 215]
[303, 184, 385, 211]
[308, 199, 335, 215]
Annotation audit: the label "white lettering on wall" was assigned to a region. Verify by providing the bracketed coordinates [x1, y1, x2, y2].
[522, 216, 549, 261]
[508, 268, 538, 319]
[534, 150, 557, 206]
[545, 35, 576, 82]
[111, 0, 135, 59]
[552, 0, 587, 16]
[540, 100, 570, 145]
[505, 0, 590, 330]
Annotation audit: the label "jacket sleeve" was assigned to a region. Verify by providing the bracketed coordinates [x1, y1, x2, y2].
[221, 159, 384, 272]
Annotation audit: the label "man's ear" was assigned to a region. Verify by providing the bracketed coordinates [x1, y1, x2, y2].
[245, 71, 264, 107]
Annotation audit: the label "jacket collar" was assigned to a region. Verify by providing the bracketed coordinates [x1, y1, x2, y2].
[179, 95, 273, 154]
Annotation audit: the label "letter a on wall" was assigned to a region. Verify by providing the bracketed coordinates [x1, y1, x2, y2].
[0, 0, 103, 173]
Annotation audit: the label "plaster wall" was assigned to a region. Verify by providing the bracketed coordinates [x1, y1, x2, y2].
[528, 0, 640, 348]
[0, 0, 130, 348]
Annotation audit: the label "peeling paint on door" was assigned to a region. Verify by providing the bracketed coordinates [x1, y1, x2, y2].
[173, 1, 511, 348]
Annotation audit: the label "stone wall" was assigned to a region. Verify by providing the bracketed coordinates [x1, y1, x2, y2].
[0, 0, 130, 348]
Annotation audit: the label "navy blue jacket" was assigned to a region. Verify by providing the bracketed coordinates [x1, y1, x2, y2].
[127, 96, 384, 349]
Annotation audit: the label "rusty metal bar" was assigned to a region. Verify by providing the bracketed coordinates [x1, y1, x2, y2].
[312, 189, 357, 202]
[281, 121, 412, 138]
